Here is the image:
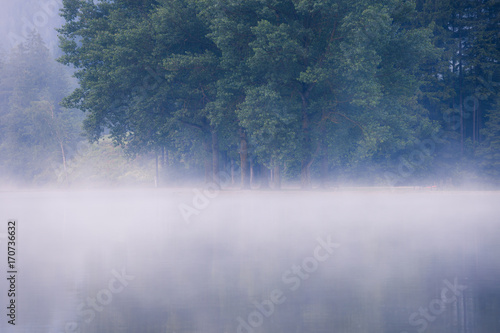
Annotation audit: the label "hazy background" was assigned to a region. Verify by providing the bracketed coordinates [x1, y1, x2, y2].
[0, 0, 63, 54]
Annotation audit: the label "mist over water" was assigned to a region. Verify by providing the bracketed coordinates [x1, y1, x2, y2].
[0, 189, 499, 333]
[0, 0, 499, 331]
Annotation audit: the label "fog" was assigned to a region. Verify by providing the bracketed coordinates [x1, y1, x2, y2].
[1, 0, 499, 331]
[0, 0, 63, 54]
[1, 189, 499, 332]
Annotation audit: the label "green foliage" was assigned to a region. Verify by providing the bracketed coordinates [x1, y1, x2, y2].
[237, 84, 299, 167]
[416, 0, 500, 171]
[53, 0, 500, 187]
[478, 99, 500, 179]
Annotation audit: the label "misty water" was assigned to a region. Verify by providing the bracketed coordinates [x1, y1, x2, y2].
[1, 189, 499, 333]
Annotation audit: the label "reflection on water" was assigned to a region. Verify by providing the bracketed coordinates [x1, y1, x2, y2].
[0, 189, 499, 333]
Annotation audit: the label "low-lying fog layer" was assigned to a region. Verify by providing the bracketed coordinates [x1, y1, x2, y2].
[0, 189, 499, 333]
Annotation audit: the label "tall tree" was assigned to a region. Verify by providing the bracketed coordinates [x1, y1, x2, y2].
[58, 0, 224, 185]
[416, 0, 500, 180]
[203, 0, 437, 188]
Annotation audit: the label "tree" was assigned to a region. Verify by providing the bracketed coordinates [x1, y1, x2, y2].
[0, 32, 82, 185]
[58, 0, 224, 185]
[202, 0, 437, 188]
[478, 98, 500, 180]
[57, 0, 496, 188]
[415, 0, 500, 182]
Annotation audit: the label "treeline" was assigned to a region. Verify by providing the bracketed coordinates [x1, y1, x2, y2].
[0, 32, 83, 186]
[4, 0, 499, 189]
[0, 32, 157, 187]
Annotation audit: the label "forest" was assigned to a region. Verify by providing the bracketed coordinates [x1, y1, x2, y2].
[0, 0, 499, 189]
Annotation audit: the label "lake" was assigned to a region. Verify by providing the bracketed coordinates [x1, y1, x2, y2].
[0, 189, 499, 333]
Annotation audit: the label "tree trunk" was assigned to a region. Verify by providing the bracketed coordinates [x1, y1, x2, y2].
[203, 136, 212, 183]
[212, 130, 220, 186]
[50, 104, 67, 183]
[222, 150, 228, 176]
[459, 26, 464, 154]
[164, 148, 169, 185]
[231, 158, 235, 186]
[320, 143, 328, 189]
[239, 130, 250, 189]
[160, 146, 165, 185]
[318, 122, 329, 188]
[270, 159, 274, 185]
[301, 160, 312, 189]
[300, 89, 312, 189]
[250, 157, 254, 188]
[473, 96, 476, 147]
[460, 90, 464, 154]
[273, 164, 281, 190]
[477, 106, 482, 143]
[155, 150, 159, 188]
[60, 141, 67, 182]
[161, 146, 165, 168]
[257, 162, 269, 189]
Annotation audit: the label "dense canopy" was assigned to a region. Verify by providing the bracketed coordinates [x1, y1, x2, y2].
[2, 0, 499, 188]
